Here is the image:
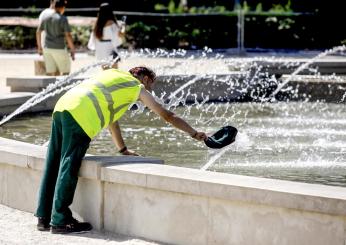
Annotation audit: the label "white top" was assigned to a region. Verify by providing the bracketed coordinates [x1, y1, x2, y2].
[88, 23, 123, 60]
[38, 8, 55, 48]
[38, 8, 55, 23]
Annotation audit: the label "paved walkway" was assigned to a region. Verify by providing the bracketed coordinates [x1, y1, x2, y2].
[0, 51, 233, 93]
[0, 53, 96, 93]
[0, 16, 95, 27]
[0, 204, 163, 245]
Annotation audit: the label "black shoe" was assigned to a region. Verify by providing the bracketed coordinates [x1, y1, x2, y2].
[51, 218, 92, 234]
[37, 217, 51, 231]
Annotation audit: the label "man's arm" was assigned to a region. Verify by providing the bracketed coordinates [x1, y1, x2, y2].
[108, 121, 139, 156]
[138, 88, 207, 141]
[62, 16, 75, 61]
[36, 29, 43, 55]
[65, 32, 75, 61]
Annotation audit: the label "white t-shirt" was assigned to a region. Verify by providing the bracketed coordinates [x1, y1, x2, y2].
[88, 23, 123, 60]
[39, 8, 55, 23]
[38, 8, 55, 47]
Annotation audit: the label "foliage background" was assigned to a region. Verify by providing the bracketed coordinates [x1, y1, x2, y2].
[0, 0, 344, 50]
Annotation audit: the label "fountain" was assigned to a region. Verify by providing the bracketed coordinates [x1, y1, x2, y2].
[1, 47, 346, 245]
[1, 46, 346, 186]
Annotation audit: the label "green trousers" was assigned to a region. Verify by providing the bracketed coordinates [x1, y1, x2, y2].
[35, 111, 91, 226]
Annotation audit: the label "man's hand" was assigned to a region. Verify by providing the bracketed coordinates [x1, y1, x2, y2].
[121, 148, 140, 156]
[65, 32, 75, 61]
[191, 131, 208, 141]
[70, 50, 75, 61]
[36, 29, 43, 55]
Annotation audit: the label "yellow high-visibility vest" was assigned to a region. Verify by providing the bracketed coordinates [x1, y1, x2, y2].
[54, 69, 143, 139]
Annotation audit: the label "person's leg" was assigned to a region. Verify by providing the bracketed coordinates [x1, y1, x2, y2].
[111, 62, 118, 69]
[35, 112, 63, 230]
[50, 111, 91, 227]
[43, 48, 58, 76]
[53, 49, 71, 75]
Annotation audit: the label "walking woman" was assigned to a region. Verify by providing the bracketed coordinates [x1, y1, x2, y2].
[88, 2, 125, 69]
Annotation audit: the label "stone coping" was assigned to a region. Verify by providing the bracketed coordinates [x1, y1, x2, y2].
[6, 76, 56, 87]
[282, 74, 346, 83]
[1, 136, 346, 217]
[0, 92, 35, 106]
[5, 74, 346, 91]
[0, 137, 163, 179]
[244, 58, 346, 77]
[102, 164, 346, 216]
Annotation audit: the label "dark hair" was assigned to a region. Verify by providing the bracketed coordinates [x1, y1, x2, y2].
[55, 0, 67, 8]
[94, 2, 118, 40]
[129, 67, 156, 81]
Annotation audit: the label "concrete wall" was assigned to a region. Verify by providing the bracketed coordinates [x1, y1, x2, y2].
[0, 136, 346, 245]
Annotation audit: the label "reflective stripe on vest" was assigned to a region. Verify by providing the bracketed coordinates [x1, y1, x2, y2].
[85, 80, 139, 128]
[54, 69, 142, 138]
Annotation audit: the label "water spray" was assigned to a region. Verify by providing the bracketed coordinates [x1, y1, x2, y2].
[269, 45, 346, 101]
[0, 57, 117, 126]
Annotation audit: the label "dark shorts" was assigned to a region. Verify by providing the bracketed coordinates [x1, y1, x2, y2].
[112, 50, 121, 62]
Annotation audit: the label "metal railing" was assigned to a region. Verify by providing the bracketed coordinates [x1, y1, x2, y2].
[0, 8, 314, 51]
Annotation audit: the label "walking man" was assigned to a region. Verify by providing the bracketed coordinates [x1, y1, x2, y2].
[38, 0, 55, 48]
[36, 66, 207, 233]
[36, 0, 75, 76]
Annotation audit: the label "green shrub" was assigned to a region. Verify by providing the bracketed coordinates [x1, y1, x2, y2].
[0, 26, 35, 49]
[0, 25, 93, 50]
[71, 26, 92, 48]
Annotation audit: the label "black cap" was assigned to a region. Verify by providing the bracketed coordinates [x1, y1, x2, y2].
[204, 126, 238, 149]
